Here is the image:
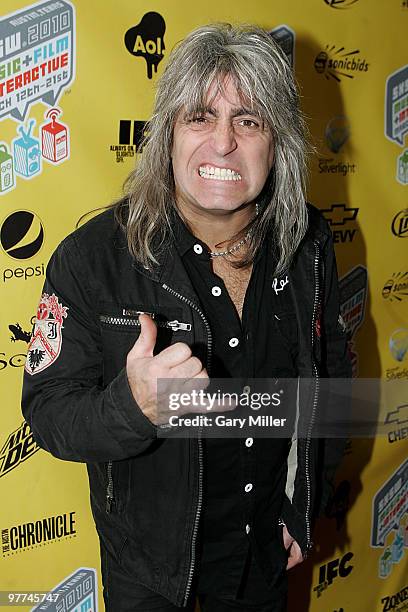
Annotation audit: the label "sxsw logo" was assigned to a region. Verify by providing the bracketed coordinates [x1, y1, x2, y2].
[320, 204, 359, 243]
[371, 459, 407, 581]
[269, 25, 295, 68]
[31, 567, 97, 611]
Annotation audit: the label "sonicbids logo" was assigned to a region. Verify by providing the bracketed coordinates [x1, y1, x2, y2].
[314, 46, 369, 82]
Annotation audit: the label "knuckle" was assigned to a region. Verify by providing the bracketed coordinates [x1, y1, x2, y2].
[174, 342, 192, 359]
[189, 356, 203, 371]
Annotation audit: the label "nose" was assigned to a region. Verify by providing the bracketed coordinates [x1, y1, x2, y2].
[210, 120, 237, 156]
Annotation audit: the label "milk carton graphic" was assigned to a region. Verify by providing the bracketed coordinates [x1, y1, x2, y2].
[397, 150, 408, 185]
[41, 108, 69, 164]
[13, 120, 41, 178]
[0, 144, 15, 193]
[391, 528, 404, 563]
[379, 548, 392, 578]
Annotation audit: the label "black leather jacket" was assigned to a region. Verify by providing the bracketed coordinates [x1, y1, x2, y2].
[22, 203, 351, 607]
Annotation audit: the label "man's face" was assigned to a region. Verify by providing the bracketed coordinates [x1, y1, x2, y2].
[171, 78, 274, 215]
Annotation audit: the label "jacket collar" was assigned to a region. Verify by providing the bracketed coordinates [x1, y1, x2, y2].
[129, 226, 201, 304]
[129, 203, 330, 297]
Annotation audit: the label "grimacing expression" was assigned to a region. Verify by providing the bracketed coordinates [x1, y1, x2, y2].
[171, 78, 275, 215]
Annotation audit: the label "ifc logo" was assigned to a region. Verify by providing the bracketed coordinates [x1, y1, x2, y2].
[0, 210, 44, 259]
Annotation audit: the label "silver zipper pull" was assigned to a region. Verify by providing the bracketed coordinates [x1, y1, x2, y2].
[106, 495, 114, 513]
[122, 309, 155, 318]
[167, 320, 192, 331]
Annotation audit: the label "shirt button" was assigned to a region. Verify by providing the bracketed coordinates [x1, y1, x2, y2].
[193, 244, 203, 255]
[242, 385, 251, 395]
[245, 524, 251, 534]
[244, 483, 253, 493]
[245, 438, 253, 447]
[229, 337, 239, 348]
[211, 286, 221, 297]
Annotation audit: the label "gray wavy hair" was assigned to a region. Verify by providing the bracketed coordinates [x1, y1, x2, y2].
[118, 22, 309, 275]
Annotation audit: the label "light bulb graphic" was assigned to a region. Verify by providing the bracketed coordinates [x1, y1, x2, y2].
[389, 328, 408, 362]
[325, 116, 350, 154]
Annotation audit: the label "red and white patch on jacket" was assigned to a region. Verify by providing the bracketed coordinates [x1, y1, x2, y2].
[25, 293, 68, 375]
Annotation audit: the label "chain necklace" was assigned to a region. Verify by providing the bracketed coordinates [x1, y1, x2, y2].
[209, 233, 250, 258]
[209, 203, 259, 259]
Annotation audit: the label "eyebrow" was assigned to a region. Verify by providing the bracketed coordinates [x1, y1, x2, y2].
[183, 105, 260, 120]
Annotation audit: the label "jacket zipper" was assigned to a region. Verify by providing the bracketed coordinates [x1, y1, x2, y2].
[106, 460, 114, 512]
[303, 240, 320, 555]
[161, 283, 212, 606]
[100, 315, 191, 331]
[103, 313, 192, 514]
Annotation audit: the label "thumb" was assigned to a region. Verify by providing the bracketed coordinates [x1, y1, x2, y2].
[131, 314, 157, 358]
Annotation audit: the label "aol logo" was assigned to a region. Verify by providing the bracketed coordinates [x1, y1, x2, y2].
[132, 36, 163, 56]
[125, 12, 166, 79]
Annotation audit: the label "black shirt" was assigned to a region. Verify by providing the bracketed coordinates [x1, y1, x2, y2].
[173, 211, 298, 598]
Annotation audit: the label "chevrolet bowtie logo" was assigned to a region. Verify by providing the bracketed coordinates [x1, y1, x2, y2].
[385, 404, 408, 426]
[321, 204, 359, 226]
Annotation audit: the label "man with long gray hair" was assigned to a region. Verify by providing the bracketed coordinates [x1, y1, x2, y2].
[23, 23, 351, 611]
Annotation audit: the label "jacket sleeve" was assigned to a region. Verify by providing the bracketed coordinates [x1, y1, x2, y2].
[315, 228, 352, 516]
[21, 234, 157, 463]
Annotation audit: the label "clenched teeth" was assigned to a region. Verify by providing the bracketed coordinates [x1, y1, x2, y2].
[199, 166, 242, 181]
